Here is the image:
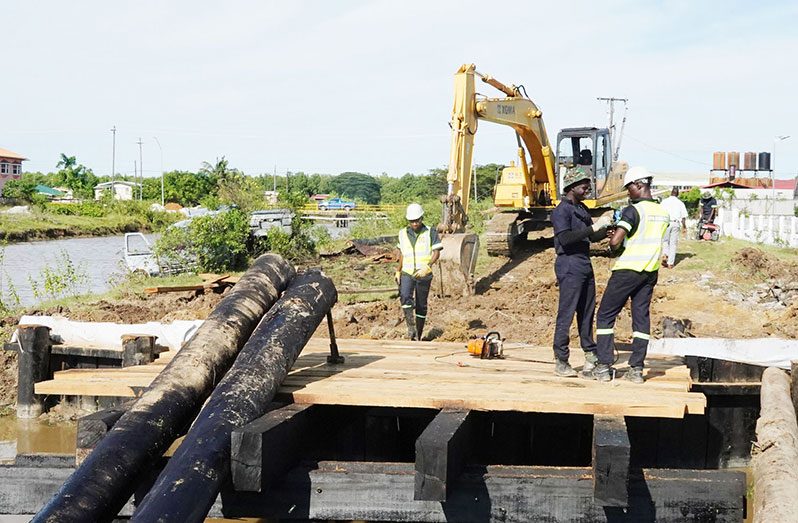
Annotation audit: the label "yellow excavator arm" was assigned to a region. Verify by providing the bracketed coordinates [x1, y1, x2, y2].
[442, 63, 558, 234]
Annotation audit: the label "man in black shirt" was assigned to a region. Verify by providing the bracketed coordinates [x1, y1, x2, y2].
[700, 191, 717, 224]
[550, 167, 612, 377]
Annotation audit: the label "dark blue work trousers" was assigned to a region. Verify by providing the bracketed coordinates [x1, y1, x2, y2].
[596, 269, 658, 368]
[552, 256, 597, 362]
[399, 273, 432, 318]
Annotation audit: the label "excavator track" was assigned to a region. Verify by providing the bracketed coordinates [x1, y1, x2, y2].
[485, 212, 521, 257]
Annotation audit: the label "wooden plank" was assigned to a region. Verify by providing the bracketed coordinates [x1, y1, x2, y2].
[592, 415, 630, 507]
[414, 409, 477, 501]
[32, 337, 704, 418]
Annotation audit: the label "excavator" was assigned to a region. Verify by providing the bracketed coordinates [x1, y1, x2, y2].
[438, 63, 629, 290]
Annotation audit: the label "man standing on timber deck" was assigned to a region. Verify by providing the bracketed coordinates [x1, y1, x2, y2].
[396, 203, 442, 341]
[583, 166, 669, 384]
[551, 167, 612, 377]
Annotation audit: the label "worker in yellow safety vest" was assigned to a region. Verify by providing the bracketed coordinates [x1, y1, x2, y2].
[582, 166, 669, 384]
[395, 203, 443, 340]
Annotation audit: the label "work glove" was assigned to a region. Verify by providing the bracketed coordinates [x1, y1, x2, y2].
[413, 265, 433, 279]
[394, 271, 401, 285]
[593, 215, 612, 230]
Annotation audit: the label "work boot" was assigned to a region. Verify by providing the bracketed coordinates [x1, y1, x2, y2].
[624, 366, 645, 384]
[581, 363, 613, 382]
[403, 308, 416, 340]
[582, 350, 598, 373]
[415, 316, 426, 342]
[554, 359, 578, 377]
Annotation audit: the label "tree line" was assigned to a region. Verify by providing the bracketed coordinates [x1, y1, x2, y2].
[5, 154, 506, 209]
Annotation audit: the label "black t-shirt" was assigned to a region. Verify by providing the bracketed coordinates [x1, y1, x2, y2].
[700, 197, 717, 220]
[552, 198, 593, 259]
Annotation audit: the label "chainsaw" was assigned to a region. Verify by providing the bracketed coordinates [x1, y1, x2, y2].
[466, 331, 505, 359]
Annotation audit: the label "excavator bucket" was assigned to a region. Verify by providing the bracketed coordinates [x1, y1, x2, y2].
[437, 233, 479, 296]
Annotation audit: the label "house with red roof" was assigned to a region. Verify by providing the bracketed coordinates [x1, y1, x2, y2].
[0, 147, 27, 196]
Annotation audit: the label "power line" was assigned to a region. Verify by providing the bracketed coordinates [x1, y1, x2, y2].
[623, 134, 711, 167]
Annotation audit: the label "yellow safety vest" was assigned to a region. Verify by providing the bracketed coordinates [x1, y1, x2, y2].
[398, 227, 433, 275]
[613, 200, 670, 272]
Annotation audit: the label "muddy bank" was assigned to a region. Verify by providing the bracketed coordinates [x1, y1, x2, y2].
[0, 222, 150, 243]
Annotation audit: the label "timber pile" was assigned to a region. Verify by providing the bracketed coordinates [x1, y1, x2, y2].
[752, 367, 798, 522]
[37, 338, 704, 418]
[33, 254, 297, 523]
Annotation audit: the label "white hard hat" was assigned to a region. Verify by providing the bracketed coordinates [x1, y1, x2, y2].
[623, 166, 653, 188]
[406, 203, 424, 221]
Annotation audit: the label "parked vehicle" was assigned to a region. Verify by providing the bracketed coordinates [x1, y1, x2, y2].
[249, 209, 294, 237]
[123, 233, 194, 276]
[318, 197, 355, 211]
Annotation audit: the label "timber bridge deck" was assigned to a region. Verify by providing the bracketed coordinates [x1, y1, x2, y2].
[36, 337, 705, 418]
[2, 255, 754, 521]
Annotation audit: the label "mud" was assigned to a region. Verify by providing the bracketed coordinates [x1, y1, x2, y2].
[329, 242, 798, 346]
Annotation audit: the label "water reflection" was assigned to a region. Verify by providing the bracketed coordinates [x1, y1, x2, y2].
[0, 415, 76, 460]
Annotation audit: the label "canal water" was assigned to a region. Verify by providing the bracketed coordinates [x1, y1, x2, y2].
[0, 234, 154, 308]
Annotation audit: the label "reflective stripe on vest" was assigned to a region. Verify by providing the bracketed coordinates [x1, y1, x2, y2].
[613, 200, 670, 272]
[399, 227, 432, 274]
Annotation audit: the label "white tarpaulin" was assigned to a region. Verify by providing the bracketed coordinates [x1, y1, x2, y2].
[12, 315, 204, 351]
[649, 338, 798, 370]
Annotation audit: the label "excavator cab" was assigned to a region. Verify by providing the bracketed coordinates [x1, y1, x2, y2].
[555, 127, 627, 206]
[555, 128, 612, 204]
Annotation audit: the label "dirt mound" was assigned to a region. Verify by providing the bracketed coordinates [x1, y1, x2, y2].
[732, 248, 798, 280]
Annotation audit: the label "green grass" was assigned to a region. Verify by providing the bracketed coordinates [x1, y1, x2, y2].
[0, 211, 151, 241]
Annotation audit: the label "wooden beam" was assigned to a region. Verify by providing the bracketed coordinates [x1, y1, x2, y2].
[414, 409, 477, 501]
[16, 325, 52, 419]
[221, 462, 746, 522]
[592, 415, 630, 507]
[121, 335, 156, 367]
[753, 367, 798, 521]
[231, 403, 332, 492]
[76, 403, 131, 465]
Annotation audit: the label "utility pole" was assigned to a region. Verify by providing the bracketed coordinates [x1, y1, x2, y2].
[597, 97, 628, 161]
[273, 164, 277, 192]
[110, 126, 117, 184]
[136, 138, 144, 200]
[153, 137, 164, 206]
[134, 160, 137, 199]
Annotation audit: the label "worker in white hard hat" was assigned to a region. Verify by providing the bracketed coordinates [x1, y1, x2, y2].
[583, 166, 669, 384]
[395, 203, 443, 340]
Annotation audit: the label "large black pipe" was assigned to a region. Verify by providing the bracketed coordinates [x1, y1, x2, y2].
[131, 269, 337, 522]
[33, 254, 295, 523]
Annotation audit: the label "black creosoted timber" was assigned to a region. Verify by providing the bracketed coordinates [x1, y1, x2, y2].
[16, 325, 52, 419]
[131, 268, 337, 523]
[31, 253, 295, 523]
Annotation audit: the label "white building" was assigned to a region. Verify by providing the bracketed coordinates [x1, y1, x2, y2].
[94, 181, 141, 201]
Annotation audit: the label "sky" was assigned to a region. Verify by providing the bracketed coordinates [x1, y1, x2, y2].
[3, 0, 798, 180]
